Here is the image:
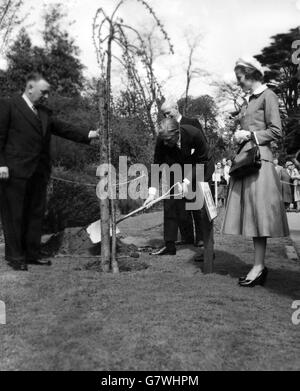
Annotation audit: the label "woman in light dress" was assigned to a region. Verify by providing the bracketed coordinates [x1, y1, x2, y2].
[222, 57, 289, 287]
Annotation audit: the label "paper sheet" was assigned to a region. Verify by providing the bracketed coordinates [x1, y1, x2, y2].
[86, 220, 120, 244]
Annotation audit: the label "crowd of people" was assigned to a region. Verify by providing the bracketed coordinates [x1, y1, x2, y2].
[212, 159, 232, 207]
[274, 159, 300, 212]
[211, 158, 300, 212]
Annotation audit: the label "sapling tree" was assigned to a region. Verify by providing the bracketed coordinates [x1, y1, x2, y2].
[93, 0, 173, 273]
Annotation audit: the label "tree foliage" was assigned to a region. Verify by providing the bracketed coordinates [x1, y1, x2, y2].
[0, 0, 23, 54]
[177, 95, 230, 160]
[178, 95, 218, 135]
[255, 27, 300, 113]
[0, 3, 84, 97]
[254, 26, 300, 156]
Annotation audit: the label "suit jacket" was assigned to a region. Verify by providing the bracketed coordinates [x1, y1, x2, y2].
[239, 88, 282, 162]
[0, 96, 91, 179]
[151, 124, 214, 190]
[180, 116, 208, 142]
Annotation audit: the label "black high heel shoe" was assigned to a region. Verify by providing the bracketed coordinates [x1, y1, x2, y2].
[239, 268, 268, 288]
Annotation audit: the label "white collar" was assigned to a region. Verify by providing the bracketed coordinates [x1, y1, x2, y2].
[177, 113, 183, 123]
[22, 93, 35, 111]
[251, 84, 268, 96]
[245, 84, 268, 103]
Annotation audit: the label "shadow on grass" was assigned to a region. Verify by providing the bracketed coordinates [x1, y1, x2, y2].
[188, 249, 300, 300]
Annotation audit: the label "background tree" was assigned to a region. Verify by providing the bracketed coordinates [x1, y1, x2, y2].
[41, 3, 84, 96]
[215, 79, 244, 116]
[178, 94, 219, 147]
[255, 27, 300, 114]
[0, 0, 23, 54]
[0, 27, 34, 95]
[113, 24, 173, 137]
[0, 3, 84, 97]
[182, 31, 208, 115]
[255, 27, 300, 157]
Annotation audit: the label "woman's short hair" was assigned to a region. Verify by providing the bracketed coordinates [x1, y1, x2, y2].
[234, 65, 264, 82]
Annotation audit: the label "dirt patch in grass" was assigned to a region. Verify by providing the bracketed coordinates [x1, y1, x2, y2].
[83, 258, 149, 273]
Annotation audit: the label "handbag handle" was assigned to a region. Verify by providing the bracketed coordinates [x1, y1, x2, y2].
[236, 132, 258, 153]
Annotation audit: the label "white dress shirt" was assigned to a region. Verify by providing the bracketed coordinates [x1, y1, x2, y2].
[22, 93, 38, 115]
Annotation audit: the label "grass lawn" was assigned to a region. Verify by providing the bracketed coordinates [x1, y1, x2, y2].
[0, 209, 300, 371]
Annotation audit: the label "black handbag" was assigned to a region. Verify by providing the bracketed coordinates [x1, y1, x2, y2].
[229, 137, 262, 179]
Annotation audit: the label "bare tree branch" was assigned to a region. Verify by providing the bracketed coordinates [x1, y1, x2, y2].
[0, 0, 24, 54]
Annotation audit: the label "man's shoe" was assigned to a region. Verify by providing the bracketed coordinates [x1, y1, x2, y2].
[26, 259, 52, 266]
[195, 240, 204, 248]
[7, 260, 28, 271]
[151, 246, 176, 256]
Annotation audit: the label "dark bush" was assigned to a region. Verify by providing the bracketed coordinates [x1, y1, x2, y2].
[44, 166, 99, 233]
[117, 198, 143, 215]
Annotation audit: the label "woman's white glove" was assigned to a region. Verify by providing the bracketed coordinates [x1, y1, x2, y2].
[0, 167, 9, 180]
[143, 194, 155, 208]
[143, 188, 157, 208]
[177, 181, 189, 197]
[233, 130, 251, 144]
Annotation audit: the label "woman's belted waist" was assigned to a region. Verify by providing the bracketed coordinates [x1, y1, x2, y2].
[239, 141, 274, 163]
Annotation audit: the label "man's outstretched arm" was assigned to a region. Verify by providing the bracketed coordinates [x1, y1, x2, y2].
[50, 118, 99, 143]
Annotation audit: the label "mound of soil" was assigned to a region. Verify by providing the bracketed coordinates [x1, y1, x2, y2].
[42, 227, 139, 257]
[41, 227, 149, 273]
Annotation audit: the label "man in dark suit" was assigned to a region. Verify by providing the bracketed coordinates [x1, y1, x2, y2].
[160, 100, 209, 247]
[0, 72, 99, 271]
[144, 118, 214, 255]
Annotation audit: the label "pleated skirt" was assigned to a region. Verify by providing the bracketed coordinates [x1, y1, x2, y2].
[222, 161, 290, 238]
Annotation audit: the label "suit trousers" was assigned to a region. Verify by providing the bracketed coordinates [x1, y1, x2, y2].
[164, 198, 196, 243]
[177, 181, 214, 244]
[0, 170, 48, 262]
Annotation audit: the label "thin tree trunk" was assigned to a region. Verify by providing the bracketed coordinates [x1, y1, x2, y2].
[106, 24, 119, 274]
[99, 79, 111, 273]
